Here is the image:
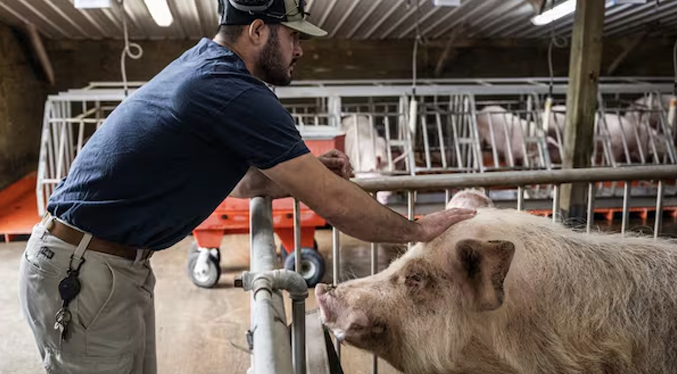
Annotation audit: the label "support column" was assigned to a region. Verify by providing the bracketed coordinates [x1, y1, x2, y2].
[560, 0, 606, 221]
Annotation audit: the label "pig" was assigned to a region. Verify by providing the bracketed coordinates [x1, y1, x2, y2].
[475, 106, 553, 167]
[546, 106, 656, 164]
[475, 106, 533, 166]
[624, 94, 673, 130]
[341, 114, 392, 204]
[316, 190, 677, 374]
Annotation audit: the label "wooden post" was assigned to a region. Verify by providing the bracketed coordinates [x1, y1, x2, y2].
[560, 0, 606, 221]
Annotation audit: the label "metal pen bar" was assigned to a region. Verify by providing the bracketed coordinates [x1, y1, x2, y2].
[421, 115, 432, 169]
[294, 199, 302, 274]
[354, 165, 677, 192]
[371, 239, 378, 374]
[622, 182, 631, 237]
[587, 183, 596, 234]
[436, 113, 448, 169]
[249, 197, 293, 374]
[408, 191, 415, 250]
[517, 186, 524, 211]
[292, 299, 306, 374]
[552, 185, 560, 223]
[331, 226, 341, 358]
[654, 180, 664, 239]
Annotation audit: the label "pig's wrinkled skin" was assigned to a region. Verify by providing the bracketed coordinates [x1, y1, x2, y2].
[341, 115, 392, 204]
[316, 190, 677, 374]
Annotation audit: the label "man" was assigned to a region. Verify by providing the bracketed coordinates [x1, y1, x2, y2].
[19, 0, 475, 373]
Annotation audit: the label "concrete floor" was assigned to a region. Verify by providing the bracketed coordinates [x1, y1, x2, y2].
[0, 229, 403, 374]
[3, 216, 675, 374]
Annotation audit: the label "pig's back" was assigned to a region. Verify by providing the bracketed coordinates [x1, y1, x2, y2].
[451, 209, 677, 373]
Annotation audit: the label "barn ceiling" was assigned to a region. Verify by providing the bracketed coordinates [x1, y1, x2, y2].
[0, 0, 675, 40]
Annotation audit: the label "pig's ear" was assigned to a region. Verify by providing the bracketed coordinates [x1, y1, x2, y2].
[452, 239, 515, 311]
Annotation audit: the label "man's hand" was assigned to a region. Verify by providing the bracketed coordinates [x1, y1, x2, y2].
[318, 149, 353, 180]
[413, 208, 476, 242]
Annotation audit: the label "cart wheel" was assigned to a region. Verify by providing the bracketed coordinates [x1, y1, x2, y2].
[190, 242, 220, 263]
[280, 240, 318, 263]
[284, 248, 325, 287]
[187, 249, 221, 288]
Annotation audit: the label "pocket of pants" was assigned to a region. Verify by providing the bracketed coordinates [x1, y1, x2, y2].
[44, 347, 133, 374]
[77, 262, 141, 356]
[23, 242, 63, 278]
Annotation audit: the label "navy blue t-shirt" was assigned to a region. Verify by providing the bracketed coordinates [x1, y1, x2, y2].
[47, 38, 309, 250]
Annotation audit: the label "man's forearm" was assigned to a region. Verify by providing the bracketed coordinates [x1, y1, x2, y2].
[319, 179, 420, 243]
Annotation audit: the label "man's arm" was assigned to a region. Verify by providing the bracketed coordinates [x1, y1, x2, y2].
[230, 167, 289, 199]
[230, 150, 353, 199]
[261, 154, 475, 244]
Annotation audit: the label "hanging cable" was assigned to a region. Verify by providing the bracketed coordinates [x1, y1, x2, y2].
[119, 0, 143, 98]
[408, 0, 425, 136]
[543, 0, 568, 133]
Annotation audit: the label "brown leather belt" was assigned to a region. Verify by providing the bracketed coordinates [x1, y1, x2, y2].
[42, 214, 153, 261]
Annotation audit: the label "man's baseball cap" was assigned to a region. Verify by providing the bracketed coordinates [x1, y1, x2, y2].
[218, 0, 327, 38]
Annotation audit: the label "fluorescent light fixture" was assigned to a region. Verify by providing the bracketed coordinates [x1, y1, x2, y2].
[143, 0, 173, 27]
[433, 0, 461, 6]
[74, 0, 111, 9]
[531, 0, 645, 26]
[531, 0, 576, 26]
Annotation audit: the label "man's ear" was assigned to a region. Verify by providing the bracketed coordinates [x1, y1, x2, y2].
[449, 239, 515, 311]
[246, 19, 267, 46]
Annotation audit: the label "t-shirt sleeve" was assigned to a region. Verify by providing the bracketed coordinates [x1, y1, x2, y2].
[214, 86, 310, 169]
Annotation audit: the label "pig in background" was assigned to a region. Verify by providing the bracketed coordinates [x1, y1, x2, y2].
[475, 106, 534, 166]
[341, 114, 392, 205]
[544, 104, 673, 164]
[476, 106, 563, 168]
[316, 189, 677, 374]
[624, 94, 674, 130]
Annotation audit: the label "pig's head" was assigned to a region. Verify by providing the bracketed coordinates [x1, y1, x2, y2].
[316, 233, 515, 373]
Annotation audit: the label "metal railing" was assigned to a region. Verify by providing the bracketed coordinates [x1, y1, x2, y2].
[244, 164, 677, 374]
[36, 79, 677, 216]
[236, 197, 308, 374]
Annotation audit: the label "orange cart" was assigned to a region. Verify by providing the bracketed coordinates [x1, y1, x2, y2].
[187, 127, 345, 288]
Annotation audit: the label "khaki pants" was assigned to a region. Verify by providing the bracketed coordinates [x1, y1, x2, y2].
[19, 221, 156, 374]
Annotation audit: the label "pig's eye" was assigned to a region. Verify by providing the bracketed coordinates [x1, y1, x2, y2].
[404, 272, 427, 290]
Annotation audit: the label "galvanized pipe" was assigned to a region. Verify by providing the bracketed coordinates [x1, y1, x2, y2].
[654, 180, 665, 239]
[247, 197, 294, 374]
[552, 185, 560, 223]
[586, 183, 596, 234]
[331, 226, 341, 357]
[292, 300, 306, 374]
[353, 165, 677, 192]
[239, 269, 308, 374]
[294, 199, 302, 275]
[517, 186, 524, 211]
[622, 182, 631, 237]
[408, 191, 415, 249]
[371, 240, 378, 374]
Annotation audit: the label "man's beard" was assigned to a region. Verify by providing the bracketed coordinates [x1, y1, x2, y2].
[257, 27, 296, 86]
